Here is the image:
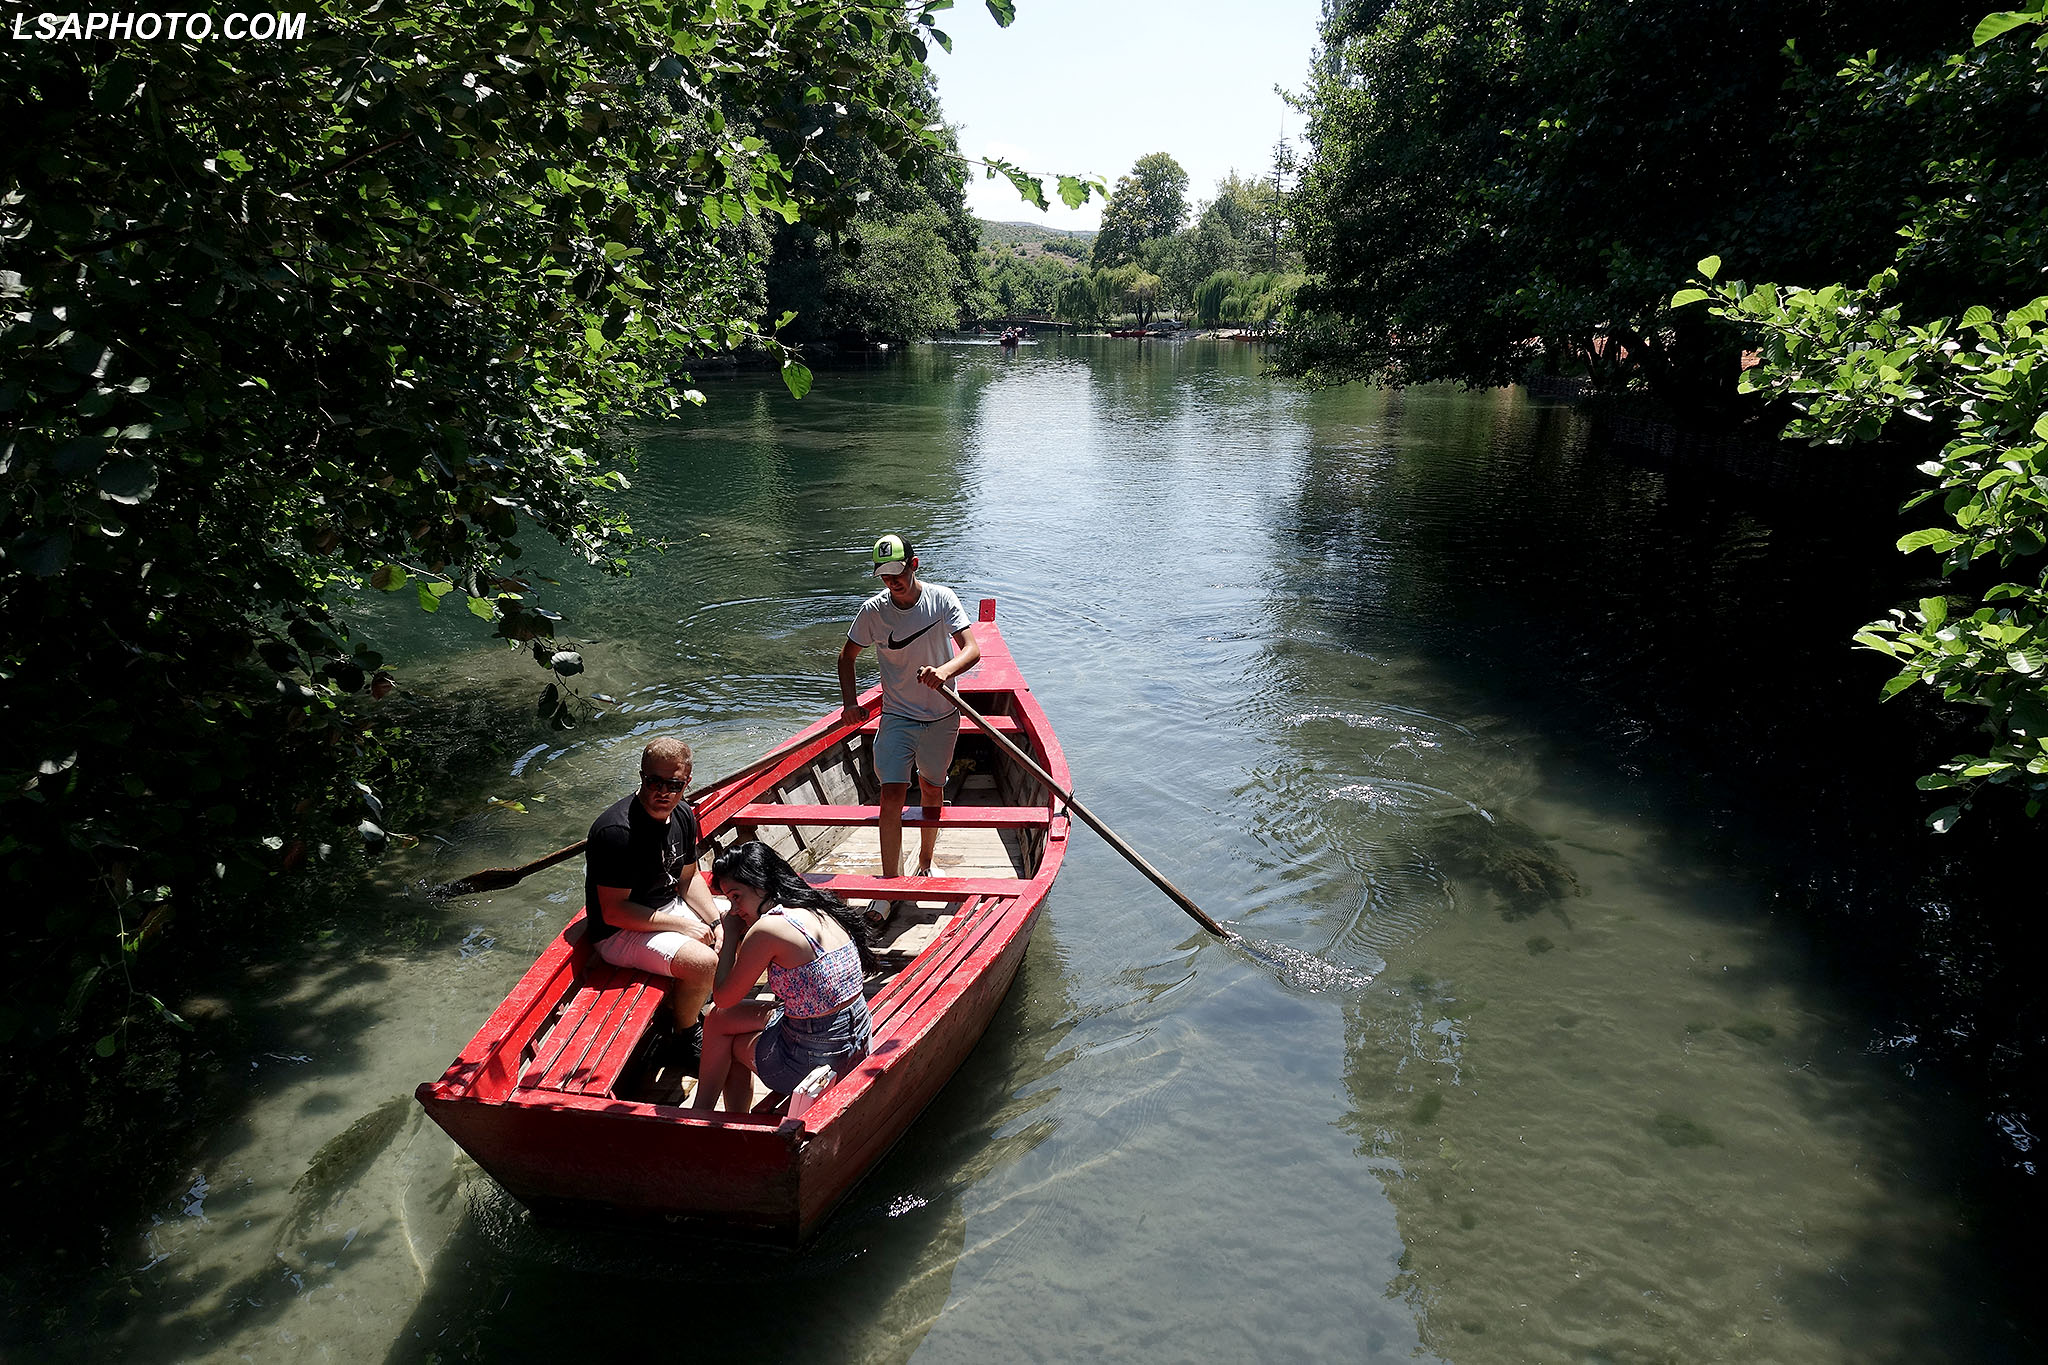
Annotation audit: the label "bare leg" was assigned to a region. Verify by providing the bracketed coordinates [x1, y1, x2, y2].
[691, 1003, 772, 1109]
[667, 936, 718, 1030]
[878, 781, 909, 878]
[915, 773, 944, 874]
[721, 1033, 759, 1112]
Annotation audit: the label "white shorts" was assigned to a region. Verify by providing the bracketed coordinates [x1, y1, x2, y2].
[595, 926, 693, 976]
[875, 712, 959, 788]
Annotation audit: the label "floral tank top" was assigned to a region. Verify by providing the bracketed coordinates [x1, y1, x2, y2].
[765, 908, 865, 1018]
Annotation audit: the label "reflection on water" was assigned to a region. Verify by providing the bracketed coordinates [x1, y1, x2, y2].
[39, 338, 2036, 1361]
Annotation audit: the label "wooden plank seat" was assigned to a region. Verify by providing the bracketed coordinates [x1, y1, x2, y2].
[804, 873, 1039, 901]
[518, 956, 670, 1097]
[734, 803, 1050, 829]
[855, 714, 1023, 737]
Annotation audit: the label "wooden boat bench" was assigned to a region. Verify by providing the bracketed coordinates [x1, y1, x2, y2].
[732, 803, 1051, 829]
[517, 957, 670, 1099]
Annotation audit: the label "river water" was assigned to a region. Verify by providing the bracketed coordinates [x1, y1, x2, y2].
[53, 337, 2039, 1361]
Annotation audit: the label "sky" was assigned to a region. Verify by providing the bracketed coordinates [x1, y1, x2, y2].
[924, 0, 1326, 232]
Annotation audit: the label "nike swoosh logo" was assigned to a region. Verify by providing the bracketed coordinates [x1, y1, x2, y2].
[886, 621, 940, 651]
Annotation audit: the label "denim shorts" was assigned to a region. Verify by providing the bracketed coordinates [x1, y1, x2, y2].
[754, 1001, 873, 1093]
[875, 711, 958, 788]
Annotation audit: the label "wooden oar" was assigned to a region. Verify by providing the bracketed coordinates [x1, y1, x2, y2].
[430, 728, 825, 898]
[934, 681, 1236, 940]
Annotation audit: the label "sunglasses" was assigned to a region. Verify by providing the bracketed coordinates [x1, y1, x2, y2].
[640, 772, 690, 794]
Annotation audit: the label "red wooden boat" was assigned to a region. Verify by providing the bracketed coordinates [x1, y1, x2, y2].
[416, 599, 1069, 1242]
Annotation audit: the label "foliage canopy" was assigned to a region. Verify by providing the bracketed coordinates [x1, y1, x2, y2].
[1280, 0, 1968, 418]
[1679, 4, 2048, 825]
[0, 0, 1056, 1074]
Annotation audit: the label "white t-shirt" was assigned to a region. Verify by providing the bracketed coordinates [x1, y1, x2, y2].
[848, 582, 971, 722]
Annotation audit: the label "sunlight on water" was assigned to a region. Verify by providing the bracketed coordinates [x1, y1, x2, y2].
[1229, 935, 1383, 993]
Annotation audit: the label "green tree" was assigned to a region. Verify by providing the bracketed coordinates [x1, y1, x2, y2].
[981, 250, 1079, 317]
[1281, 0, 1965, 418]
[764, 70, 985, 347]
[0, 0, 1062, 1208]
[1096, 262, 1166, 329]
[1090, 152, 1191, 269]
[1678, 5, 2048, 825]
[1053, 272, 1108, 327]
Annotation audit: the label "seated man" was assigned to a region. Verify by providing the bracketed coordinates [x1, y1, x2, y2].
[583, 737, 722, 1039]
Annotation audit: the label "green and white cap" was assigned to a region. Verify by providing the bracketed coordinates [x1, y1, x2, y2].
[870, 533, 913, 577]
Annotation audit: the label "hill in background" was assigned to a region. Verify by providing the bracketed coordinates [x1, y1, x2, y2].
[978, 218, 1095, 260]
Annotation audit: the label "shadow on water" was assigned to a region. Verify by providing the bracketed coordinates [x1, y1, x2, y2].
[1258, 381, 2043, 1357]
[382, 932, 1077, 1363]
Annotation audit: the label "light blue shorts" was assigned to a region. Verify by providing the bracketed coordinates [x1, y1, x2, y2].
[875, 711, 958, 789]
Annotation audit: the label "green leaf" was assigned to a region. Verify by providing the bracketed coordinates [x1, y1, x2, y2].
[1897, 528, 1958, 553]
[2009, 647, 2047, 675]
[781, 361, 813, 400]
[1920, 596, 1949, 627]
[417, 584, 442, 614]
[370, 563, 409, 592]
[1926, 805, 1962, 833]
[466, 595, 497, 621]
[1669, 289, 1710, 308]
[1057, 175, 1091, 211]
[1972, 11, 2039, 45]
[1003, 166, 1049, 211]
[94, 1033, 118, 1058]
[1960, 305, 1995, 328]
[985, 0, 1017, 26]
[1696, 255, 1721, 280]
[96, 460, 158, 505]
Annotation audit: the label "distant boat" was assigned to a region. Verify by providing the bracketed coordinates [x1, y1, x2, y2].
[416, 600, 1070, 1243]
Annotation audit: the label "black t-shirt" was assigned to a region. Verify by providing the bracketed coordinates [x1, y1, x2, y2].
[581, 792, 701, 944]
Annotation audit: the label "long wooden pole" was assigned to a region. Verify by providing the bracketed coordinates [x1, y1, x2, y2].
[430, 728, 824, 898]
[934, 681, 1235, 940]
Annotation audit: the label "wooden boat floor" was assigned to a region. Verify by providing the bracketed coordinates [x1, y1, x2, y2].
[621, 776, 1028, 1112]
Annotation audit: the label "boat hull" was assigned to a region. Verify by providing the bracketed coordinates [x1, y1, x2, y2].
[418, 892, 1045, 1240]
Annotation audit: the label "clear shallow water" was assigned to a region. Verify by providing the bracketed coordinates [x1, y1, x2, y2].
[54, 338, 2033, 1361]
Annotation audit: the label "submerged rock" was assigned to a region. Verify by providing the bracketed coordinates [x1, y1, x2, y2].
[1434, 812, 1583, 920]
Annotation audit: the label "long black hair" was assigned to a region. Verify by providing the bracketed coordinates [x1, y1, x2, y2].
[710, 840, 879, 972]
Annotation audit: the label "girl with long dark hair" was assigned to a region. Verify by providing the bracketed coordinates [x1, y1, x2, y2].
[691, 840, 877, 1111]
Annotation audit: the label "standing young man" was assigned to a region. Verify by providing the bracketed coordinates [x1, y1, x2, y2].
[837, 534, 982, 920]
